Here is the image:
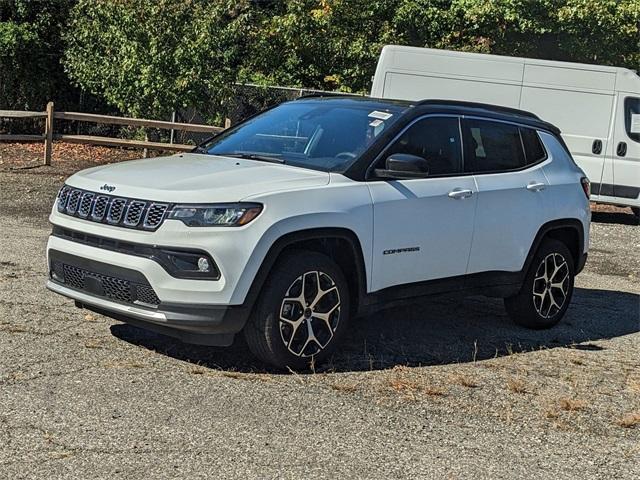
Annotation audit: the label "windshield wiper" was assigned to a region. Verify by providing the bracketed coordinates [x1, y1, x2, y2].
[215, 152, 285, 164]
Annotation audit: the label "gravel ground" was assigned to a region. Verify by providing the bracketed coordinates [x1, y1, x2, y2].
[1, 162, 639, 479]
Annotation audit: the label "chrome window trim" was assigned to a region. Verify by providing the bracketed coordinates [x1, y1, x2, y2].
[365, 113, 551, 181]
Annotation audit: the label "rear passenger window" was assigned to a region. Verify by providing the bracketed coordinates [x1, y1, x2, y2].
[520, 128, 546, 163]
[462, 119, 545, 173]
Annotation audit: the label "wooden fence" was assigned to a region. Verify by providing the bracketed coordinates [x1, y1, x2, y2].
[0, 102, 226, 165]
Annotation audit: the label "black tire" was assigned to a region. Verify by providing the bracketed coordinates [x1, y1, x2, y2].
[504, 239, 575, 329]
[244, 250, 350, 370]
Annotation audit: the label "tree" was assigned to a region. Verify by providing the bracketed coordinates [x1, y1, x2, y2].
[64, 0, 255, 118]
[0, 0, 76, 110]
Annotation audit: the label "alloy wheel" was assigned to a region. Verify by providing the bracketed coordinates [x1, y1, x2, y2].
[279, 270, 341, 357]
[532, 253, 570, 319]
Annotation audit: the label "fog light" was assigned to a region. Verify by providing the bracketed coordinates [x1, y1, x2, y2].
[197, 257, 211, 272]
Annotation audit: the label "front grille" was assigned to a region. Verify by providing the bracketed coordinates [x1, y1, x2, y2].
[135, 284, 161, 306]
[66, 189, 82, 214]
[56, 186, 171, 231]
[78, 192, 95, 218]
[92, 196, 109, 220]
[144, 203, 169, 229]
[53, 261, 160, 306]
[124, 201, 146, 226]
[107, 198, 127, 224]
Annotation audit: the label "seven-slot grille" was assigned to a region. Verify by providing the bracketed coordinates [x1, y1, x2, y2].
[57, 186, 170, 231]
[51, 261, 161, 306]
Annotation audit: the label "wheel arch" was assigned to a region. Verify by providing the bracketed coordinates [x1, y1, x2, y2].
[524, 219, 585, 275]
[242, 227, 368, 318]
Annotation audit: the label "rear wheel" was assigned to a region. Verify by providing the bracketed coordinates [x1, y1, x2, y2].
[244, 250, 350, 370]
[504, 239, 575, 329]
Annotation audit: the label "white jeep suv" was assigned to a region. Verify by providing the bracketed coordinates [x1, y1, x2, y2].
[47, 97, 590, 369]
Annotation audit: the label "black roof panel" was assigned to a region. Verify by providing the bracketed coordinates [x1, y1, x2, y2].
[296, 94, 559, 134]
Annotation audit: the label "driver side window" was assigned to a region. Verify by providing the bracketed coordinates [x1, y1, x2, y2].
[384, 117, 463, 176]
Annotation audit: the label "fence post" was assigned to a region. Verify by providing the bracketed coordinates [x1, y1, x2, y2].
[44, 102, 54, 166]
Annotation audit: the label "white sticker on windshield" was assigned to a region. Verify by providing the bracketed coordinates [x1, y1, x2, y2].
[369, 119, 384, 128]
[631, 114, 640, 134]
[368, 110, 393, 121]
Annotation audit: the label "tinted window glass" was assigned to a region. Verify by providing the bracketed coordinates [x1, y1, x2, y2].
[203, 99, 406, 172]
[462, 119, 525, 173]
[383, 117, 462, 175]
[624, 97, 640, 143]
[520, 127, 546, 163]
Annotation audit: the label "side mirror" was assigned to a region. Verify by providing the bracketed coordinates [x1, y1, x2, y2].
[375, 153, 429, 179]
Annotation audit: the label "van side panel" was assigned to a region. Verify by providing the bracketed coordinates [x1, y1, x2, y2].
[372, 45, 523, 107]
[372, 45, 640, 208]
[519, 64, 616, 190]
[382, 72, 521, 107]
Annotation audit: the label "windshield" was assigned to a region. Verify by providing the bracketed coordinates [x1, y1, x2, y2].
[201, 98, 408, 172]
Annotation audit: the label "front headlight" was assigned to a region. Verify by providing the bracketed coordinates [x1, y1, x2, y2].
[167, 203, 263, 227]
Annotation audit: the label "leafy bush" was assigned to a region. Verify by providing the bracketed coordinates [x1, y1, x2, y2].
[0, 0, 76, 110]
[64, 0, 255, 119]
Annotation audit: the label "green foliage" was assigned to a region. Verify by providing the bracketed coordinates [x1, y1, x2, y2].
[243, 0, 639, 94]
[64, 0, 255, 118]
[6, 0, 636, 117]
[0, 0, 76, 109]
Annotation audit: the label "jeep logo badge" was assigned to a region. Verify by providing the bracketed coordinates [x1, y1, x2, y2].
[100, 184, 116, 192]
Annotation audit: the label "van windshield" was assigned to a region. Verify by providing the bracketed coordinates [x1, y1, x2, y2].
[201, 98, 408, 172]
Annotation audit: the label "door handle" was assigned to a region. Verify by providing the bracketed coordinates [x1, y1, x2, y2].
[592, 139, 602, 155]
[448, 188, 473, 199]
[526, 182, 546, 192]
[617, 141, 627, 157]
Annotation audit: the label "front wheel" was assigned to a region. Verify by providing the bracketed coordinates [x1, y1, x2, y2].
[504, 239, 575, 329]
[244, 250, 350, 370]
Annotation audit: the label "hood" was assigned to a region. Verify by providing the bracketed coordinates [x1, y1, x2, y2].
[66, 153, 330, 203]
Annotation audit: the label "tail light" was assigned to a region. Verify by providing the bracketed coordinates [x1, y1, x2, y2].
[580, 177, 590, 199]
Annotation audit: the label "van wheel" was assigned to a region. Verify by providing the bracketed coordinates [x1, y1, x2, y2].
[244, 250, 350, 370]
[504, 239, 575, 329]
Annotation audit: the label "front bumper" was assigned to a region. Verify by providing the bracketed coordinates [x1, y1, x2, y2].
[47, 280, 249, 346]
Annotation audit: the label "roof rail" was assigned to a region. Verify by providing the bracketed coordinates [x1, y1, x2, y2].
[296, 92, 361, 100]
[417, 99, 540, 120]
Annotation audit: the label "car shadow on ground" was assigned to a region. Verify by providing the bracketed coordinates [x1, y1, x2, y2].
[591, 210, 639, 226]
[110, 287, 640, 373]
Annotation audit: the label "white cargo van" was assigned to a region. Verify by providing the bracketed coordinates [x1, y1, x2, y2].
[371, 45, 640, 216]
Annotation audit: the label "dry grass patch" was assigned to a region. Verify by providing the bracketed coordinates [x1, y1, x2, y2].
[626, 377, 640, 394]
[449, 373, 479, 388]
[330, 382, 359, 394]
[84, 339, 102, 349]
[388, 377, 420, 399]
[506, 377, 528, 394]
[187, 365, 207, 375]
[384, 366, 447, 400]
[616, 412, 640, 429]
[558, 397, 587, 412]
[1, 324, 27, 333]
[544, 407, 560, 419]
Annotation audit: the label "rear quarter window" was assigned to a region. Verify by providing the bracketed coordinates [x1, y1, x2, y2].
[462, 119, 547, 174]
[520, 128, 547, 163]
